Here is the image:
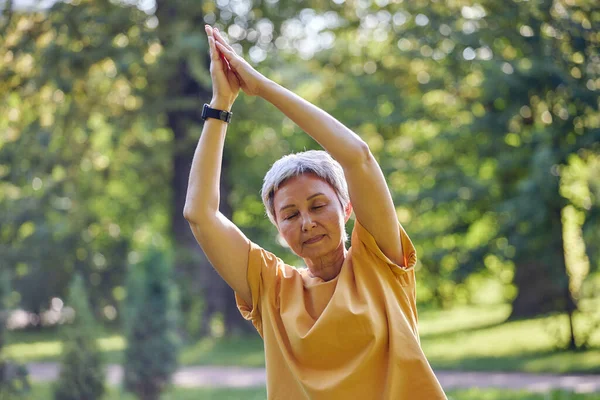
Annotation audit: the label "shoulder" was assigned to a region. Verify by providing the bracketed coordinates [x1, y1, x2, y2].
[248, 241, 303, 281]
[349, 218, 417, 274]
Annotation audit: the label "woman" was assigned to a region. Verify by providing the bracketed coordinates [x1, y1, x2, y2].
[183, 25, 447, 399]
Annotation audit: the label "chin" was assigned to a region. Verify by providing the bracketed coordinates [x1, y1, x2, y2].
[301, 240, 339, 258]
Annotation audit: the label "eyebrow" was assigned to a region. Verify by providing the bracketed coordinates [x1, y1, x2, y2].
[278, 193, 325, 213]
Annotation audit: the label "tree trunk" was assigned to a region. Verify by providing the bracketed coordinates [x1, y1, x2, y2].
[219, 152, 254, 335]
[510, 259, 571, 318]
[510, 202, 576, 320]
[566, 291, 577, 350]
[155, 1, 253, 336]
[168, 109, 252, 336]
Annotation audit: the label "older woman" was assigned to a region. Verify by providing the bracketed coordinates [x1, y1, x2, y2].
[183, 25, 447, 399]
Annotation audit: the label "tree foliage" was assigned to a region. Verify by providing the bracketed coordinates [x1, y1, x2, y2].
[0, 0, 165, 320]
[0, 269, 9, 355]
[0, 0, 598, 342]
[123, 248, 179, 400]
[0, 269, 31, 398]
[54, 274, 105, 400]
[284, 0, 600, 318]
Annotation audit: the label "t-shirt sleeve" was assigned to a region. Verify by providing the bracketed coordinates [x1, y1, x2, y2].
[234, 241, 282, 337]
[351, 218, 417, 286]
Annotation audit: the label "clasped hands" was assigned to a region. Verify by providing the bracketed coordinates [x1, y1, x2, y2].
[205, 25, 266, 110]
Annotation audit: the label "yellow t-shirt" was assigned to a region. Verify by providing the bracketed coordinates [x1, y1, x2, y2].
[235, 220, 447, 399]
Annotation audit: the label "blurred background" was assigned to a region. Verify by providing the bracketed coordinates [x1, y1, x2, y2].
[0, 0, 599, 398]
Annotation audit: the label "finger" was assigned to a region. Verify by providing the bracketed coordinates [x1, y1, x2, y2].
[205, 25, 220, 60]
[221, 54, 232, 75]
[208, 37, 228, 83]
[218, 45, 229, 69]
[208, 27, 232, 74]
[206, 27, 232, 91]
[208, 36, 221, 62]
[210, 60, 231, 92]
[215, 40, 236, 63]
[213, 28, 236, 53]
[227, 69, 241, 88]
[205, 25, 214, 41]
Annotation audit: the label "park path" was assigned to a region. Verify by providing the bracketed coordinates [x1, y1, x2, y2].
[27, 363, 600, 393]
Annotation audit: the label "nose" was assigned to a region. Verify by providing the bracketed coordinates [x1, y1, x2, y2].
[301, 215, 317, 232]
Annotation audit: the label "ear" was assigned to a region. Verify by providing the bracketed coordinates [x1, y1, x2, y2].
[343, 202, 353, 223]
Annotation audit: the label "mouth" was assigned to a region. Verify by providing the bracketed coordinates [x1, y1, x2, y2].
[303, 235, 325, 245]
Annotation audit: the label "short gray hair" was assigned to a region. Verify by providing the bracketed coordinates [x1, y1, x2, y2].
[261, 150, 350, 226]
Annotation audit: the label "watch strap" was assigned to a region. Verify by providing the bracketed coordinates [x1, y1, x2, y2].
[202, 104, 232, 123]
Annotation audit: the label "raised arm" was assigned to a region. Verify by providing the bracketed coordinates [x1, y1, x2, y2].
[213, 29, 405, 266]
[183, 26, 252, 305]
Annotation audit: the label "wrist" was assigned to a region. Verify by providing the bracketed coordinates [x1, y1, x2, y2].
[257, 78, 274, 98]
[209, 98, 234, 112]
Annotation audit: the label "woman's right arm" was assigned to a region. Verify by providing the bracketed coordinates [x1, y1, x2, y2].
[183, 26, 252, 305]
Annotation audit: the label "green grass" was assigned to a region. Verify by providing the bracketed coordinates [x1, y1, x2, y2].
[179, 335, 265, 366]
[9, 384, 267, 400]
[446, 389, 600, 400]
[6, 304, 600, 374]
[7, 327, 126, 364]
[13, 384, 600, 400]
[419, 304, 600, 374]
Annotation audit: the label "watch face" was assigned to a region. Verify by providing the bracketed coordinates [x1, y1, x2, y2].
[219, 111, 227, 120]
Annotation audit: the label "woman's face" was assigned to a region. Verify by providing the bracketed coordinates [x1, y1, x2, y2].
[273, 174, 349, 260]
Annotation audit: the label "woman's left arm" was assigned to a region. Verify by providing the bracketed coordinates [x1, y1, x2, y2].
[212, 28, 404, 266]
[260, 80, 405, 266]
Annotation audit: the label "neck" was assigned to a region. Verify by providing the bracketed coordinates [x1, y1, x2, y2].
[304, 243, 347, 281]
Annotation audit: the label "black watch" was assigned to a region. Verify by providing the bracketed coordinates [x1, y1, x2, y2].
[201, 103, 232, 123]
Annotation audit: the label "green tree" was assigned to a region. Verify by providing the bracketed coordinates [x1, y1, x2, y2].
[0, 270, 31, 398]
[1, 0, 293, 336]
[301, 0, 598, 321]
[54, 274, 105, 400]
[123, 248, 179, 400]
[3, 0, 598, 344]
[0, 0, 161, 321]
[0, 269, 9, 357]
[458, 0, 598, 323]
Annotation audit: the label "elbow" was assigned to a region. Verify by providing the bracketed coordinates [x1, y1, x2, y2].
[340, 140, 373, 170]
[183, 203, 216, 224]
[358, 140, 372, 161]
[183, 193, 214, 222]
[183, 205, 196, 223]
[352, 139, 374, 166]
[183, 204, 204, 224]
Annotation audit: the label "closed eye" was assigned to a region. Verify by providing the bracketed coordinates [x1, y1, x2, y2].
[285, 212, 299, 220]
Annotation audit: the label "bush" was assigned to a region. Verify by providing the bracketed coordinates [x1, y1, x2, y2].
[123, 248, 180, 400]
[1, 269, 9, 353]
[53, 274, 105, 400]
[0, 269, 31, 399]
